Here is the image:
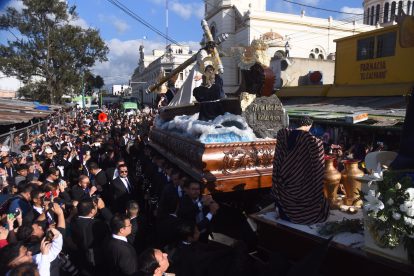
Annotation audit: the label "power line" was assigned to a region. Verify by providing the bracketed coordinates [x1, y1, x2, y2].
[106, 0, 182, 46]
[7, 29, 20, 40]
[282, 0, 363, 15]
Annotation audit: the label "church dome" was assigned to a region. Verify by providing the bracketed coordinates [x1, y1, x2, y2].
[363, 0, 414, 25]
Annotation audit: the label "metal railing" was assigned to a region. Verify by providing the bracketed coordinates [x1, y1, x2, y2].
[0, 112, 72, 149]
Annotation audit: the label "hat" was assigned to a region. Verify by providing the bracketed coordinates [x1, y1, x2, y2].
[1, 145, 9, 152]
[44, 147, 54, 154]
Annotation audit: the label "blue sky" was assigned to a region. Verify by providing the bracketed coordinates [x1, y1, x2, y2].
[1, 0, 364, 89]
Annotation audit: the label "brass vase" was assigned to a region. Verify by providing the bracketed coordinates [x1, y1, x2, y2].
[323, 156, 342, 208]
[341, 160, 364, 206]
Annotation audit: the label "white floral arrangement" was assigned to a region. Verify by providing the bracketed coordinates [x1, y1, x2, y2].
[363, 171, 414, 263]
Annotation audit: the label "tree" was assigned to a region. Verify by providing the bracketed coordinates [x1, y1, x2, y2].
[94, 75, 104, 90]
[0, 0, 109, 104]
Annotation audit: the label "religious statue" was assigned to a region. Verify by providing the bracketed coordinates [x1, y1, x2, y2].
[271, 116, 330, 225]
[192, 60, 225, 121]
[168, 39, 221, 107]
[232, 38, 275, 102]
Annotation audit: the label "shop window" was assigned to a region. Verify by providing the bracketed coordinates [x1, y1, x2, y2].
[384, 3, 390, 23]
[357, 37, 375, 60]
[377, 31, 396, 58]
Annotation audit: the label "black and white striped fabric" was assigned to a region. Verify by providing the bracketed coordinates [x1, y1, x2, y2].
[271, 128, 329, 225]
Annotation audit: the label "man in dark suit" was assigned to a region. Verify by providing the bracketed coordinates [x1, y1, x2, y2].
[105, 214, 138, 276]
[126, 200, 148, 254]
[112, 164, 135, 212]
[172, 221, 249, 276]
[70, 197, 112, 275]
[156, 194, 181, 249]
[105, 158, 125, 183]
[89, 162, 109, 201]
[158, 170, 184, 217]
[177, 180, 219, 242]
[70, 175, 97, 201]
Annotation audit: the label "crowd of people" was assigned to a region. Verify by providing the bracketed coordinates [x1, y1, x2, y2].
[0, 108, 253, 276]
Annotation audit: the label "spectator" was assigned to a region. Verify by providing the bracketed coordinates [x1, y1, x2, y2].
[70, 175, 97, 201]
[104, 214, 138, 275]
[137, 248, 170, 276]
[70, 198, 111, 274]
[9, 182, 34, 224]
[0, 228, 63, 276]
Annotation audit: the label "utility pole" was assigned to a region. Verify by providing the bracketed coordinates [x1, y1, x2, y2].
[82, 73, 85, 109]
[166, 0, 169, 48]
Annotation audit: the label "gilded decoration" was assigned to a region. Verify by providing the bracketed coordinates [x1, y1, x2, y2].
[222, 146, 275, 175]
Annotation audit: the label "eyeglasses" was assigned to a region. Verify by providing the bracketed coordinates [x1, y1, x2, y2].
[120, 170, 128, 173]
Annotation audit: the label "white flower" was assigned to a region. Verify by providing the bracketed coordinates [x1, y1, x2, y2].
[407, 208, 414, 217]
[395, 182, 402, 190]
[406, 188, 414, 201]
[387, 198, 394, 205]
[404, 216, 414, 227]
[392, 212, 401, 220]
[364, 191, 385, 212]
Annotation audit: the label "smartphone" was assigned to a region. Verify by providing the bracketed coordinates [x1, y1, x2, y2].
[45, 230, 54, 242]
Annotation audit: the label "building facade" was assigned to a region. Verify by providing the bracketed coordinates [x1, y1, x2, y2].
[130, 44, 194, 106]
[204, 0, 377, 93]
[364, 0, 414, 26]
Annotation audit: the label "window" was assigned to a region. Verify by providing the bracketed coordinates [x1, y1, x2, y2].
[391, 1, 396, 21]
[408, 1, 412, 14]
[367, 8, 370, 24]
[375, 5, 380, 25]
[370, 6, 375, 25]
[384, 2, 390, 23]
[357, 37, 375, 60]
[309, 47, 324, 59]
[398, 1, 403, 15]
[377, 31, 397, 58]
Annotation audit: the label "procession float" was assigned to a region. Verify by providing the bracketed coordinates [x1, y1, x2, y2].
[147, 20, 286, 194]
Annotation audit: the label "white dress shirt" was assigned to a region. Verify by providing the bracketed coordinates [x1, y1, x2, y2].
[112, 234, 128, 243]
[33, 233, 63, 276]
[120, 177, 131, 193]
